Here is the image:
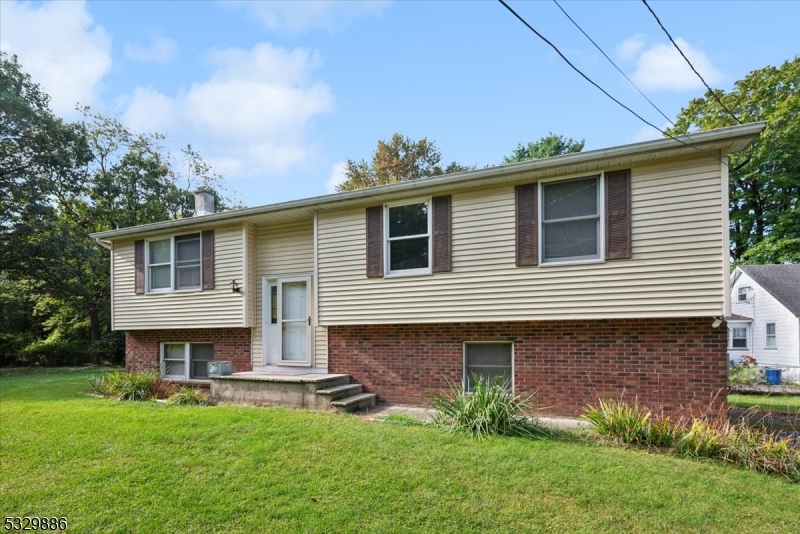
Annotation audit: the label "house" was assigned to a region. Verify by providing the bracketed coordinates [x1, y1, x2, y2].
[729, 265, 800, 379]
[90, 122, 765, 416]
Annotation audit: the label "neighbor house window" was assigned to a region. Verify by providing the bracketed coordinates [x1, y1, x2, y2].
[541, 176, 601, 263]
[765, 323, 777, 348]
[161, 343, 214, 380]
[731, 328, 748, 349]
[147, 233, 201, 292]
[738, 287, 747, 302]
[385, 200, 431, 275]
[464, 343, 513, 392]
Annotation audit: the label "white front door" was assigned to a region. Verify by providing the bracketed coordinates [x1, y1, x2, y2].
[264, 276, 312, 366]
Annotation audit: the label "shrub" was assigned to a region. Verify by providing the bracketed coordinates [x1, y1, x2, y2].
[166, 386, 210, 406]
[431, 374, 547, 439]
[0, 333, 28, 366]
[20, 339, 92, 366]
[728, 363, 766, 385]
[90, 370, 160, 401]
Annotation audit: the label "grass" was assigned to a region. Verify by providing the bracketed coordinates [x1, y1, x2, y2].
[2, 369, 800, 533]
[729, 393, 800, 414]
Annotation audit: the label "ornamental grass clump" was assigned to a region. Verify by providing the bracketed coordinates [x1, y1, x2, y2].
[89, 370, 161, 401]
[431, 374, 548, 439]
[166, 386, 211, 406]
[582, 399, 800, 482]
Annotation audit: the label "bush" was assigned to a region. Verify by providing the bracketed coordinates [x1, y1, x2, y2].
[728, 363, 766, 385]
[582, 400, 800, 482]
[88, 331, 125, 366]
[21, 339, 92, 366]
[166, 386, 210, 406]
[90, 370, 161, 401]
[431, 374, 548, 439]
[0, 333, 28, 366]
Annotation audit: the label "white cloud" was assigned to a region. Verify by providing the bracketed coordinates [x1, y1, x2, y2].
[224, 0, 389, 34]
[0, 0, 111, 116]
[325, 161, 348, 193]
[124, 37, 179, 64]
[616, 34, 646, 61]
[123, 42, 334, 179]
[628, 37, 723, 92]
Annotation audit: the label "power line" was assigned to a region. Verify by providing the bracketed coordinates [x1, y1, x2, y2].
[641, 0, 742, 125]
[496, 0, 727, 166]
[552, 0, 676, 129]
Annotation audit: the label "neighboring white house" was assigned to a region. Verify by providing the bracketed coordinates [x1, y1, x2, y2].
[730, 265, 800, 379]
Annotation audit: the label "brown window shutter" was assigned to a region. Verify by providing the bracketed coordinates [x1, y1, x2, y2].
[605, 169, 632, 260]
[134, 240, 145, 294]
[202, 230, 215, 289]
[515, 183, 538, 266]
[432, 195, 452, 272]
[366, 206, 383, 278]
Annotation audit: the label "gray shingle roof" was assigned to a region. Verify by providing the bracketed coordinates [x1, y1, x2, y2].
[740, 265, 800, 318]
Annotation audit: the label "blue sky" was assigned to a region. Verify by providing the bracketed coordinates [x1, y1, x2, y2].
[2, 1, 798, 207]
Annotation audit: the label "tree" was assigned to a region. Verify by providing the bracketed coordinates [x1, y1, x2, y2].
[667, 57, 800, 264]
[337, 133, 475, 192]
[503, 133, 585, 164]
[0, 52, 239, 351]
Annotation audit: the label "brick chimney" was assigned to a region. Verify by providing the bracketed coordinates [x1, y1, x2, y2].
[194, 190, 215, 216]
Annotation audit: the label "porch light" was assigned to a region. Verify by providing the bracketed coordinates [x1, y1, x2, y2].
[229, 279, 240, 293]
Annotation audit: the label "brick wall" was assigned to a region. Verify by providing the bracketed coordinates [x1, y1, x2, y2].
[125, 328, 252, 374]
[328, 318, 728, 417]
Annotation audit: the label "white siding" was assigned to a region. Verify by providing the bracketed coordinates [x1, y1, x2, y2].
[318, 157, 727, 323]
[112, 225, 246, 329]
[251, 220, 315, 367]
[315, 326, 328, 369]
[731, 272, 800, 375]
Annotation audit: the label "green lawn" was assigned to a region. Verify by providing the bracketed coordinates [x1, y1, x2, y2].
[728, 393, 800, 414]
[2, 369, 799, 533]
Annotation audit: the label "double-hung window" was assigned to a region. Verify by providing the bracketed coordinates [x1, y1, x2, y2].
[385, 199, 431, 275]
[737, 287, 747, 302]
[162, 343, 214, 380]
[147, 233, 201, 292]
[731, 327, 748, 349]
[765, 323, 777, 348]
[541, 176, 602, 263]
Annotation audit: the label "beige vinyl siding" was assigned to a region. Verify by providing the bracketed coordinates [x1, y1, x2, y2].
[244, 223, 256, 328]
[251, 220, 315, 367]
[314, 326, 328, 369]
[318, 157, 726, 323]
[112, 225, 246, 329]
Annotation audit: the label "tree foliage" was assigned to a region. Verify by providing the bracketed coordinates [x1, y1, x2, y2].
[503, 133, 585, 164]
[667, 57, 800, 264]
[0, 52, 239, 357]
[336, 133, 475, 192]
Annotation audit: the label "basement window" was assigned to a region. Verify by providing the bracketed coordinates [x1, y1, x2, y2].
[161, 343, 214, 381]
[463, 342, 513, 392]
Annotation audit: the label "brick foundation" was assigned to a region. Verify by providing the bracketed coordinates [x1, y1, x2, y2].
[328, 318, 728, 417]
[125, 328, 252, 374]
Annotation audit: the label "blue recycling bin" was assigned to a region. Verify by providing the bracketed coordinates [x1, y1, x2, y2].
[765, 368, 782, 385]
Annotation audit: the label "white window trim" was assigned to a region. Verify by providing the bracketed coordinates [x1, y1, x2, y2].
[765, 323, 777, 349]
[538, 173, 605, 266]
[730, 327, 748, 350]
[383, 197, 433, 277]
[160, 342, 214, 382]
[145, 233, 203, 294]
[737, 287, 747, 302]
[462, 341, 515, 394]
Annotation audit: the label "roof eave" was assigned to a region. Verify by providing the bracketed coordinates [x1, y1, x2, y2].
[90, 122, 766, 242]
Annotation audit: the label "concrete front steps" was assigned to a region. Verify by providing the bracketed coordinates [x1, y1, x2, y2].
[209, 372, 376, 412]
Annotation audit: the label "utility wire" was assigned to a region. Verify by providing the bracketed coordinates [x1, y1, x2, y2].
[641, 0, 742, 125]
[552, 0, 676, 129]
[496, 0, 727, 166]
